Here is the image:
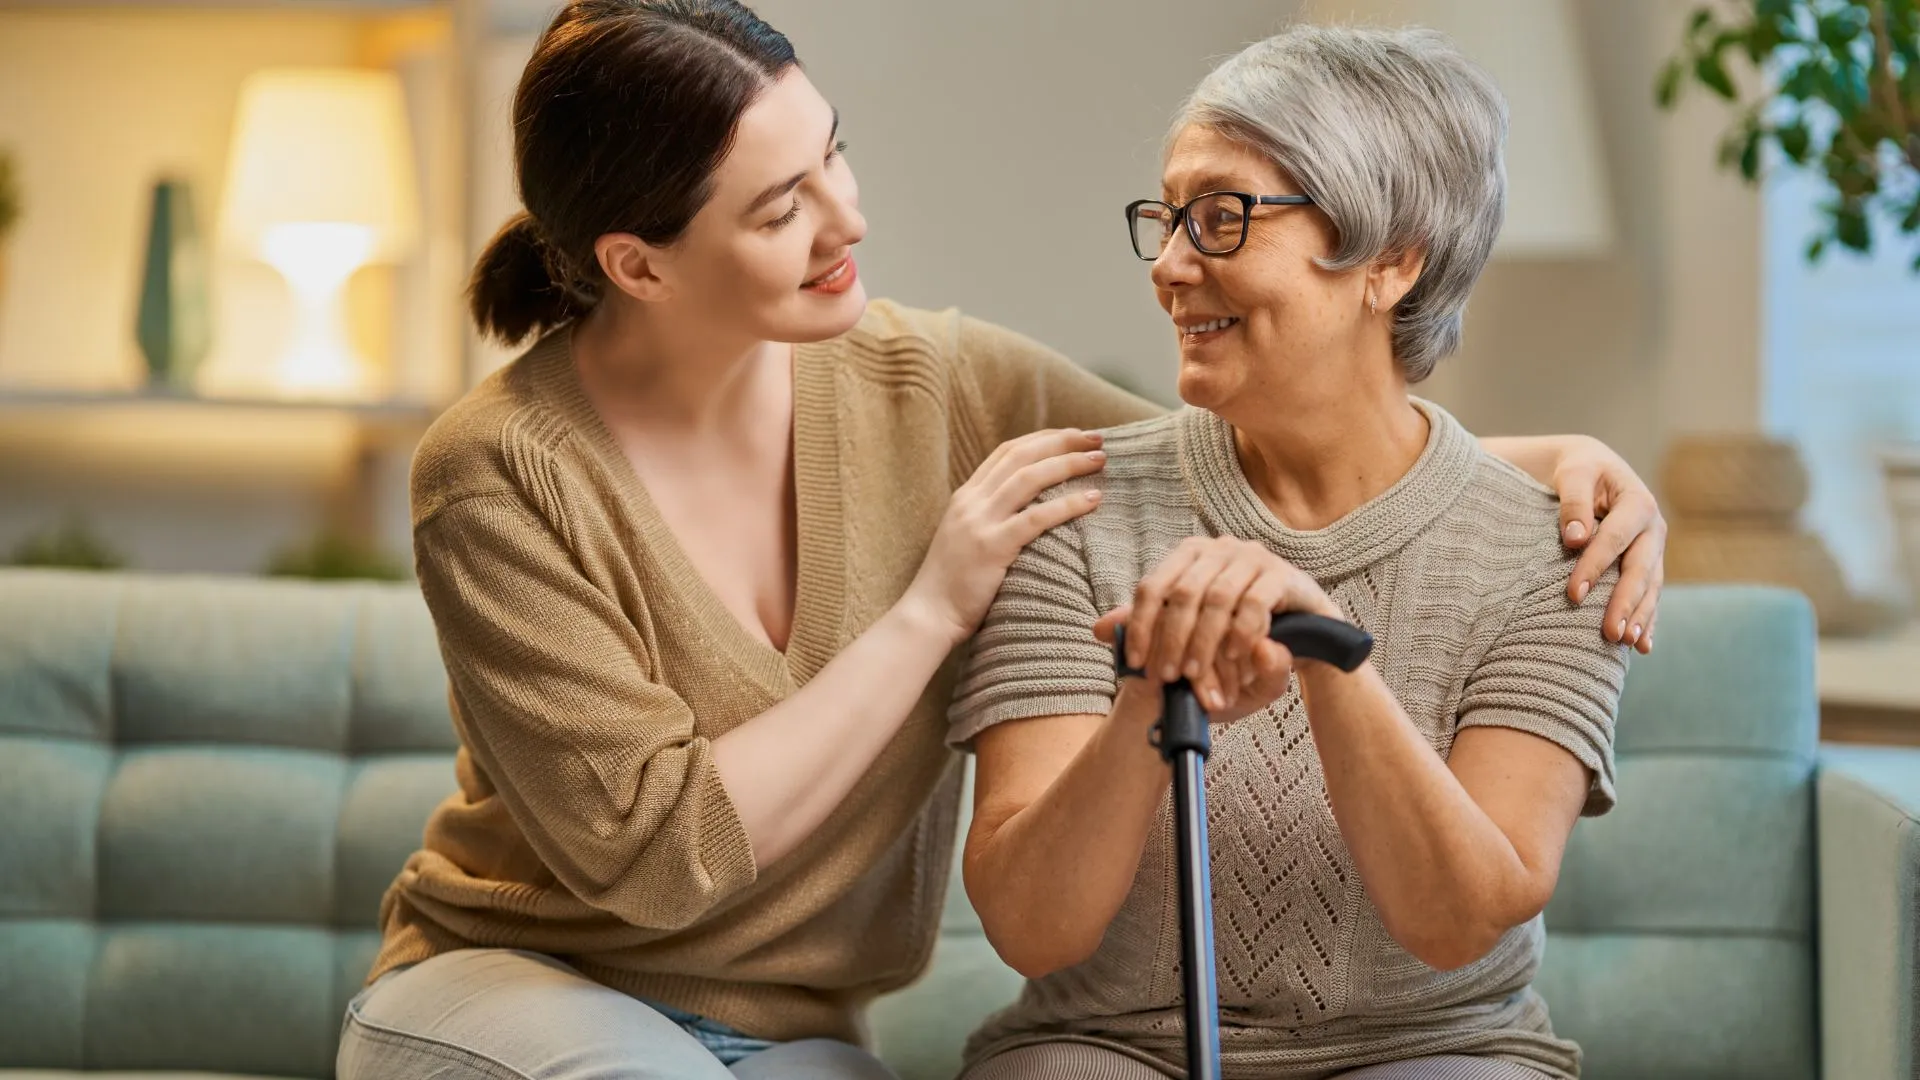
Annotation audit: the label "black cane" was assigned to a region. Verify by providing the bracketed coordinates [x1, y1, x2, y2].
[1111, 612, 1374, 1080]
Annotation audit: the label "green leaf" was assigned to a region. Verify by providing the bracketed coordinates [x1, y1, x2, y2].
[1902, 196, 1920, 233]
[1911, 247, 1920, 274]
[1807, 234, 1828, 262]
[1740, 131, 1763, 179]
[1689, 6, 1714, 37]
[1777, 121, 1813, 163]
[1656, 59, 1685, 108]
[1780, 62, 1824, 100]
[1835, 201, 1872, 251]
[1756, 0, 1794, 19]
[1816, 9, 1867, 53]
[1696, 52, 1738, 99]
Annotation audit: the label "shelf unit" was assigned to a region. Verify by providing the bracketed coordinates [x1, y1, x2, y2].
[0, 385, 443, 569]
[0, 385, 439, 432]
[1821, 623, 1920, 747]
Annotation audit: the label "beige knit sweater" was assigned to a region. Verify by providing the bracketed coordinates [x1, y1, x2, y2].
[368, 299, 1157, 1044]
[949, 401, 1629, 1079]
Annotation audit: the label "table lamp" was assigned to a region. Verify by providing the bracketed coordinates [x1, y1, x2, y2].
[218, 68, 420, 399]
[1297, 0, 1614, 258]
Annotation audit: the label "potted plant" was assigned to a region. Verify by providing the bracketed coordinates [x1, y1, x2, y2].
[1658, 0, 1918, 266]
[1658, 0, 1920, 605]
[7, 516, 127, 572]
[263, 529, 409, 582]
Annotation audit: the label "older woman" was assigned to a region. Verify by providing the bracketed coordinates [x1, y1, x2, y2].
[948, 24, 1626, 1080]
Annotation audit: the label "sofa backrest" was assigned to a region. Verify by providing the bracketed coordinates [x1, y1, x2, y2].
[1536, 585, 1820, 1080]
[0, 570, 458, 1077]
[0, 572, 1820, 1080]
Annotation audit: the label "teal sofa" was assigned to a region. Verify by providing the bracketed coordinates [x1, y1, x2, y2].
[0, 570, 1914, 1079]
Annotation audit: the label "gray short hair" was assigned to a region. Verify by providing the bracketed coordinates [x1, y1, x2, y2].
[1176, 24, 1508, 381]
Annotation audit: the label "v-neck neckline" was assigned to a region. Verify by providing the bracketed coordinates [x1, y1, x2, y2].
[529, 329, 847, 693]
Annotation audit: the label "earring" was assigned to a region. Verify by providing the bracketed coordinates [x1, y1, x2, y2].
[1369, 291, 1379, 316]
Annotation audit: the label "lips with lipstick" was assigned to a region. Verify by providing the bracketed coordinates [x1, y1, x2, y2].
[802, 256, 858, 295]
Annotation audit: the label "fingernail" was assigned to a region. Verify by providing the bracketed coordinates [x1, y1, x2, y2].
[1183, 660, 1200, 678]
[1087, 450, 1106, 462]
[1616, 619, 1628, 639]
[1209, 690, 1225, 710]
[1565, 521, 1587, 543]
[1163, 665, 1180, 682]
[1242, 670, 1256, 687]
[1576, 580, 1591, 603]
[1643, 632, 1653, 650]
[1085, 490, 1102, 503]
[1087, 431, 1105, 443]
[1630, 623, 1642, 643]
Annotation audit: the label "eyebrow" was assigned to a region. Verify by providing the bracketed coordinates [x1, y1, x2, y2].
[744, 107, 841, 216]
[1165, 172, 1249, 201]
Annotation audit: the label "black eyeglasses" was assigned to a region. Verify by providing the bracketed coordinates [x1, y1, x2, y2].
[1124, 191, 1315, 260]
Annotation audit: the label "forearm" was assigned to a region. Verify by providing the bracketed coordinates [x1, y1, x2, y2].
[1477, 434, 1575, 485]
[966, 684, 1169, 977]
[1297, 663, 1541, 968]
[712, 599, 959, 866]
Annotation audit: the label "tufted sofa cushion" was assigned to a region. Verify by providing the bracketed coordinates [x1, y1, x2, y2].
[1536, 586, 1819, 1079]
[0, 572, 457, 1077]
[0, 573, 1853, 1080]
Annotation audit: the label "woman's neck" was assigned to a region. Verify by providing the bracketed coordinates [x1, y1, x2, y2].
[570, 294, 790, 434]
[1224, 371, 1427, 533]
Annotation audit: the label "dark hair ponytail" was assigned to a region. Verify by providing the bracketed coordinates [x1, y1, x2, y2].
[468, 212, 583, 347]
[468, 0, 798, 346]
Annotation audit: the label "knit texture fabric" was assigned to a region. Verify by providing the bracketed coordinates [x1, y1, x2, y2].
[949, 401, 1629, 1079]
[368, 299, 1158, 1045]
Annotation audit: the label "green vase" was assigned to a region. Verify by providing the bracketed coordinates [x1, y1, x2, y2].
[135, 178, 211, 390]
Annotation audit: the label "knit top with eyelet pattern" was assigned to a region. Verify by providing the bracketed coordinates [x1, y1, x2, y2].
[948, 399, 1629, 1080]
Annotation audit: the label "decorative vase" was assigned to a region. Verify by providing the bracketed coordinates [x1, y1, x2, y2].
[1663, 433, 1900, 635]
[135, 177, 211, 390]
[1661, 435, 1810, 523]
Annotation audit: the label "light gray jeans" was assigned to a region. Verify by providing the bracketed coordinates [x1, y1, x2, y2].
[336, 948, 901, 1080]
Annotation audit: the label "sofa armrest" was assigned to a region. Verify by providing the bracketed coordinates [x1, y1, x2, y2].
[1817, 745, 1920, 1080]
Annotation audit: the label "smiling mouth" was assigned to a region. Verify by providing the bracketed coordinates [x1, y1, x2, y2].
[1178, 317, 1241, 340]
[803, 258, 852, 288]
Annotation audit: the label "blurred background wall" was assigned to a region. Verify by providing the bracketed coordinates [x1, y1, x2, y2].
[1, 0, 1916, 607]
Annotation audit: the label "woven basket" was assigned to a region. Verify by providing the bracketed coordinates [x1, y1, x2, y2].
[1662, 435, 1809, 519]
[1667, 522, 1854, 630]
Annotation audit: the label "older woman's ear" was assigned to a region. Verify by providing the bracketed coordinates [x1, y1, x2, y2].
[1370, 247, 1427, 313]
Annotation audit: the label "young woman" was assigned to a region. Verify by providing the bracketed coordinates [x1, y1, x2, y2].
[335, 3, 1668, 1078]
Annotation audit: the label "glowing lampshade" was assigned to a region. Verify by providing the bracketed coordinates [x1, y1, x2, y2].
[218, 68, 420, 398]
[1298, 0, 1614, 258]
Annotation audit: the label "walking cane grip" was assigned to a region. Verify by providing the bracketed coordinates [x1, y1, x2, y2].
[1109, 611, 1373, 1080]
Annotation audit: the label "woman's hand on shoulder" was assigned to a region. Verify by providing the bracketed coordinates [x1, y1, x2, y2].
[1547, 436, 1666, 655]
[901, 428, 1108, 646]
